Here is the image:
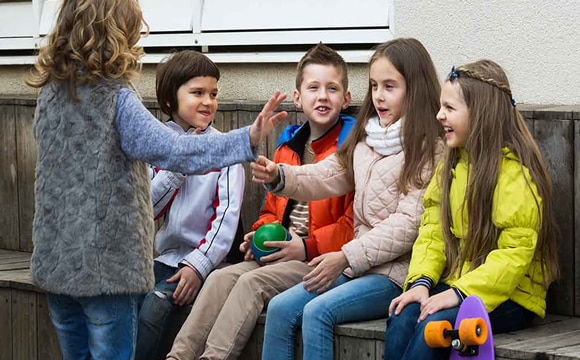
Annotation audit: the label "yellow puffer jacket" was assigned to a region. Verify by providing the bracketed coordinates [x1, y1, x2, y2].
[405, 148, 548, 317]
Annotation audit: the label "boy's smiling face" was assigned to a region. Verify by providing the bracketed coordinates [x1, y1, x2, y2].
[294, 64, 351, 136]
[172, 76, 218, 132]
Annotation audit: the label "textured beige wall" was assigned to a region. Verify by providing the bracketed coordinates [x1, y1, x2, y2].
[0, 63, 370, 103]
[2, 0, 579, 105]
[135, 62, 370, 102]
[393, 0, 580, 105]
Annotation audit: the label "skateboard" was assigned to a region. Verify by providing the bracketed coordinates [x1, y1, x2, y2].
[424, 295, 494, 359]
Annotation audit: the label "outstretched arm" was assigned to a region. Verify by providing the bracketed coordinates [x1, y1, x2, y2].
[115, 89, 287, 174]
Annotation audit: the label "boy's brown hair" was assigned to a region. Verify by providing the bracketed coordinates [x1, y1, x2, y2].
[295, 43, 348, 91]
[156, 50, 221, 116]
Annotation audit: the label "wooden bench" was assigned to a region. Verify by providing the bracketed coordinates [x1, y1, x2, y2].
[2, 99, 580, 359]
[2, 249, 580, 360]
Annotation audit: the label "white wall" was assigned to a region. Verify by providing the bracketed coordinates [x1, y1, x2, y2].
[394, 0, 580, 105]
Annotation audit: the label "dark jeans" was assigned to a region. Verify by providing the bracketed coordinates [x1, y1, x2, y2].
[384, 283, 536, 360]
[135, 262, 179, 360]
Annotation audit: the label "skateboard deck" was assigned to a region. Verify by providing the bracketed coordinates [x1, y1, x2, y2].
[424, 295, 494, 359]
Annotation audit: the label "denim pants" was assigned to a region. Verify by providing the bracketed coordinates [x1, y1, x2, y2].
[262, 274, 402, 360]
[135, 261, 180, 360]
[384, 283, 536, 360]
[46, 292, 139, 360]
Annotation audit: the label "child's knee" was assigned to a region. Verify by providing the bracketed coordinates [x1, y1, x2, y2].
[266, 293, 286, 316]
[303, 298, 332, 325]
[139, 292, 174, 323]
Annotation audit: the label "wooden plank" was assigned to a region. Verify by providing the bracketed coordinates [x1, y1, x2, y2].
[0, 269, 36, 291]
[15, 104, 37, 252]
[238, 109, 266, 230]
[11, 289, 37, 360]
[335, 319, 386, 341]
[212, 107, 238, 133]
[253, 320, 265, 360]
[337, 335, 377, 360]
[0, 288, 12, 360]
[535, 119, 574, 316]
[0, 104, 19, 251]
[496, 329, 580, 359]
[0, 261, 30, 271]
[36, 293, 61, 360]
[575, 120, 580, 317]
[0, 251, 30, 262]
[296, 329, 303, 360]
[375, 340, 384, 360]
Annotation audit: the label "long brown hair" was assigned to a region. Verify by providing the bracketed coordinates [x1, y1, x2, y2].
[26, 0, 148, 97]
[440, 59, 559, 284]
[336, 38, 443, 193]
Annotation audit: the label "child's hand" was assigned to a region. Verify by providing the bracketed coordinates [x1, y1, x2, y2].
[302, 251, 349, 294]
[167, 266, 202, 306]
[240, 231, 255, 261]
[249, 90, 288, 147]
[417, 289, 460, 322]
[389, 286, 429, 316]
[251, 156, 280, 185]
[261, 229, 306, 263]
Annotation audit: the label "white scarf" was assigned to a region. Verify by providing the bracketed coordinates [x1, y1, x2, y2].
[365, 116, 403, 156]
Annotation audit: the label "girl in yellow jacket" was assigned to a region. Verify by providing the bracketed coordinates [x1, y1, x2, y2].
[384, 59, 559, 360]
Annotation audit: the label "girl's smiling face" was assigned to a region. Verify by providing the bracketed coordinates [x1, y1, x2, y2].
[369, 57, 406, 127]
[437, 80, 470, 148]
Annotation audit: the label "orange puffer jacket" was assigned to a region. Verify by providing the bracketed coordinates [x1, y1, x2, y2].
[251, 115, 355, 260]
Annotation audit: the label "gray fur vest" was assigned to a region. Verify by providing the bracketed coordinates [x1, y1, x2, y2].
[31, 80, 154, 296]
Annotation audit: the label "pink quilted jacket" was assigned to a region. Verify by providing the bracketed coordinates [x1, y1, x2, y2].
[277, 140, 442, 287]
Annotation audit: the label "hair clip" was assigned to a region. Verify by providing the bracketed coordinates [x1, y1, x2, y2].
[511, 98, 517, 107]
[449, 66, 459, 80]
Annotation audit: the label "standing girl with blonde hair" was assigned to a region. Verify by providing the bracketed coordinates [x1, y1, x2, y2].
[385, 59, 559, 360]
[253, 38, 444, 360]
[27, 1, 286, 359]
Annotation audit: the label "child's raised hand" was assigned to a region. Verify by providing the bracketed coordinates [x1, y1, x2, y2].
[240, 231, 255, 261]
[251, 156, 280, 185]
[388, 286, 429, 317]
[167, 266, 202, 306]
[249, 90, 288, 147]
[417, 288, 460, 322]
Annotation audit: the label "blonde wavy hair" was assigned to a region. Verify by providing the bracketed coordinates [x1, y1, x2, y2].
[26, 0, 149, 96]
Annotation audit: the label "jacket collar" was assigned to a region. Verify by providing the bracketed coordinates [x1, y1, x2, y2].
[166, 119, 211, 135]
[276, 114, 356, 157]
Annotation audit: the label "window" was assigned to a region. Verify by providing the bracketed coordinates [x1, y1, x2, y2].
[0, 0, 393, 64]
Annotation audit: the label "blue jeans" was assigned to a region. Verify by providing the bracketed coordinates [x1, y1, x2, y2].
[46, 292, 139, 360]
[135, 262, 180, 360]
[384, 283, 536, 360]
[262, 274, 402, 360]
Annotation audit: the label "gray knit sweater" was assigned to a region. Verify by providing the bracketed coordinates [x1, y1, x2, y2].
[32, 81, 256, 296]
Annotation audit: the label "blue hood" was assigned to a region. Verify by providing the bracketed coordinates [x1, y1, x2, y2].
[276, 114, 356, 148]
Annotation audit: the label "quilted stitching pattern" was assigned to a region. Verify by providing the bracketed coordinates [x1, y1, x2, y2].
[343, 142, 426, 287]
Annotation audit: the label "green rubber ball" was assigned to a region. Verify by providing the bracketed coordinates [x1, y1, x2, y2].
[253, 223, 289, 251]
